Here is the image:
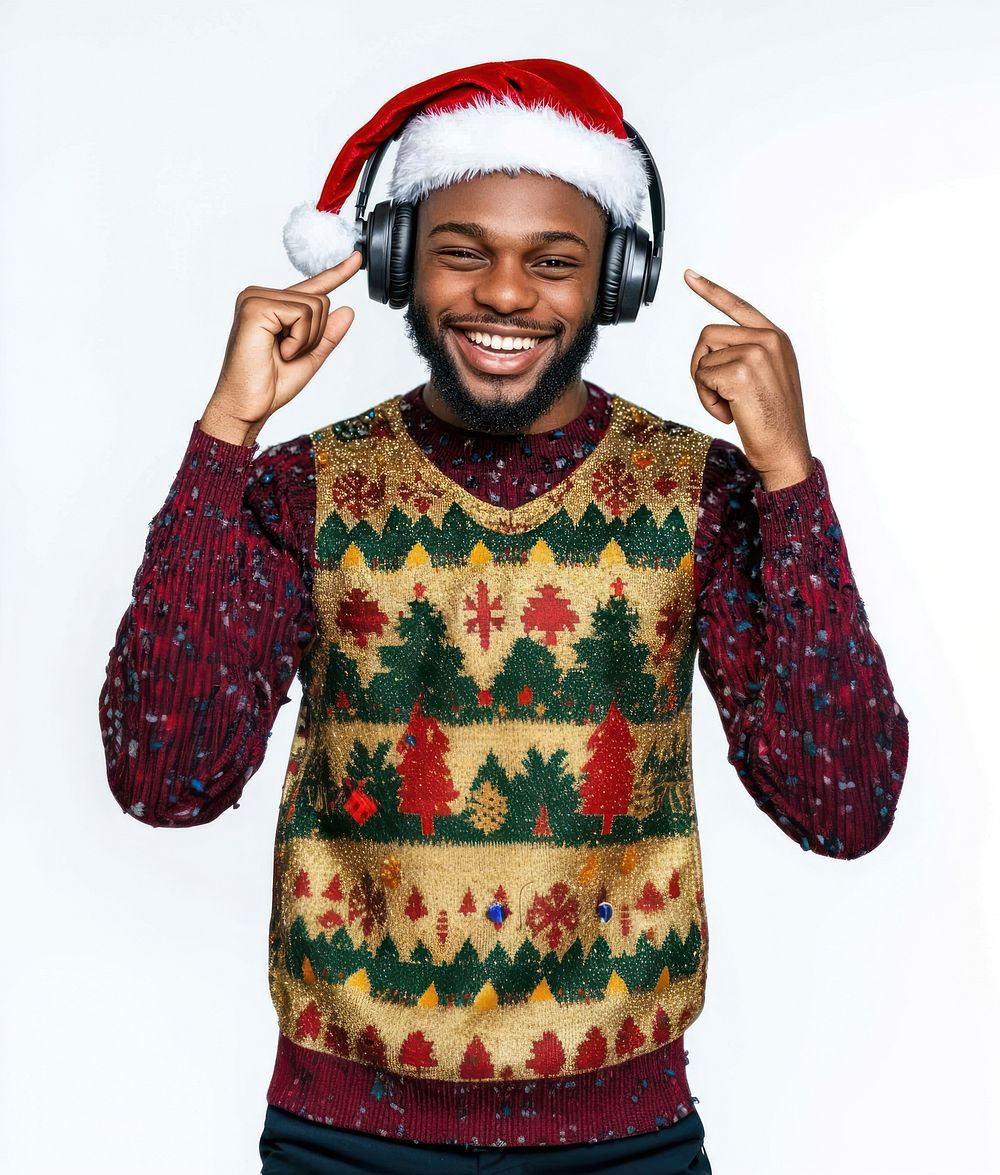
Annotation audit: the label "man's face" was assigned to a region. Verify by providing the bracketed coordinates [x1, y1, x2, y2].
[403, 170, 608, 433]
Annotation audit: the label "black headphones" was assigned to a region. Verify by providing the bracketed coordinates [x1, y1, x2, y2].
[350, 118, 665, 326]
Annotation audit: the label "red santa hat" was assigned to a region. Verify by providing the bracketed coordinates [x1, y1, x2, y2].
[283, 58, 650, 278]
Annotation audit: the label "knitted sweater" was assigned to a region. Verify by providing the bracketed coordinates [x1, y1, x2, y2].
[99, 381, 909, 1147]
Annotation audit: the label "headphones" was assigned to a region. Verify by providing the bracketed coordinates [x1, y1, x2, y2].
[350, 118, 665, 326]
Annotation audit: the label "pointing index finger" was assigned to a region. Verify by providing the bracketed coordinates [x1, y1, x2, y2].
[286, 249, 364, 295]
[683, 268, 776, 330]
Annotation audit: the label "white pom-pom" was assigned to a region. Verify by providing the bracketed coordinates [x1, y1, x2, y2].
[282, 200, 361, 278]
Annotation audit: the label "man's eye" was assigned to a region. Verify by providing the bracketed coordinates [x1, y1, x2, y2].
[440, 250, 574, 269]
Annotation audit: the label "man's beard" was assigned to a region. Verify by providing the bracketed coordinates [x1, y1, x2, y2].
[402, 296, 602, 434]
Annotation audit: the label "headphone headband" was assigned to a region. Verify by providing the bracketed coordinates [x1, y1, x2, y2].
[621, 120, 664, 257]
[353, 124, 407, 227]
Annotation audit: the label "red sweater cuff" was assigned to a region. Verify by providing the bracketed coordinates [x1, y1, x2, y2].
[752, 456, 830, 551]
[184, 418, 260, 510]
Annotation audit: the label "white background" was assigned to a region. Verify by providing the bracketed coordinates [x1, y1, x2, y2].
[2, 2, 997, 1171]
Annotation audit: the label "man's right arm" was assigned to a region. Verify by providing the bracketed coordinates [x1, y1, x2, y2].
[98, 421, 317, 828]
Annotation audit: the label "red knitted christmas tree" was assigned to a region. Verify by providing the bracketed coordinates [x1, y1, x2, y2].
[580, 698, 636, 834]
[395, 698, 458, 836]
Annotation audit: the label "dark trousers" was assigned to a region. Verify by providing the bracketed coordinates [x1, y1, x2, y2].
[259, 1103, 712, 1174]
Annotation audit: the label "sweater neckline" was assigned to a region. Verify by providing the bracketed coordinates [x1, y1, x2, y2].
[384, 385, 625, 534]
[401, 380, 611, 452]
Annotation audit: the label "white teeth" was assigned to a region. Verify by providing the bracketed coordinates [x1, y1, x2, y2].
[463, 329, 541, 352]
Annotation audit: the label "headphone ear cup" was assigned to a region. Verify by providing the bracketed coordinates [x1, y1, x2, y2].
[598, 226, 629, 325]
[617, 224, 652, 325]
[386, 202, 416, 309]
[362, 200, 392, 304]
[599, 224, 654, 325]
[362, 201, 415, 307]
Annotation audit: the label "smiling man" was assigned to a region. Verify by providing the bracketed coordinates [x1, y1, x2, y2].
[100, 59, 909, 1175]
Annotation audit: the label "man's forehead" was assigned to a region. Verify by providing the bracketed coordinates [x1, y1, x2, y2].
[417, 174, 608, 239]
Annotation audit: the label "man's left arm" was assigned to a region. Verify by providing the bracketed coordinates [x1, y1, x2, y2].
[694, 438, 909, 857]
[683, 268, 909, 858]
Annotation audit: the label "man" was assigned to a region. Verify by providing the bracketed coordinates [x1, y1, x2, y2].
[99, 60, 909, 1174]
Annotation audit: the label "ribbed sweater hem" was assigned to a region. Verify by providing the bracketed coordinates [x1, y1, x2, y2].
[265, 1030, 698, 1146]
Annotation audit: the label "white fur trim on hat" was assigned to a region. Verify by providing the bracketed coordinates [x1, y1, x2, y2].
[388, 94, 649, 228]
[283, 200, 361, 278]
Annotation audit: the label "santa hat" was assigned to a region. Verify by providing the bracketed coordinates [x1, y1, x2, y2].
[283, 58, 650, 278]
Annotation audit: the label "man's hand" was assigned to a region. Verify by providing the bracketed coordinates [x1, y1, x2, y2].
[201, 250, 364, 447]
[683, 268, 814, 491]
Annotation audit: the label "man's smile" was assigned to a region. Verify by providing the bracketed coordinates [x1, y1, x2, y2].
[449, 325, 556, 377]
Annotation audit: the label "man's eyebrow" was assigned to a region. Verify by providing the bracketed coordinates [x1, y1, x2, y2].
[427, 221, 590, 252]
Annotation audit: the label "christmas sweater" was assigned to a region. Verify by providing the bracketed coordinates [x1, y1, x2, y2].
[99, 383, 909, 1146]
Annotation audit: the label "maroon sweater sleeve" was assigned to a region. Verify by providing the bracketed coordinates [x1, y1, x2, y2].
[98, 421, 317, 828]
[693, 437, 909, 859]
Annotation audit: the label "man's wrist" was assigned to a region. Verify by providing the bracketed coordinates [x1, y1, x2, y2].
[198, 407, 260, 448]
[757, 455, 816, 493]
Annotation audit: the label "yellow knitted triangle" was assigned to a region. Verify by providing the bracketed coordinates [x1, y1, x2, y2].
[599, 539, 626, 566]
[341, 543, 365, 569]
[417, 982, 439, 1008]
[605, 970, 628, 997]
[473, 981, 499, 1010]
[345, 968, 371, 993]
[468, 540, 493, 565]
[654, 965, 672, 992]
[529, 977, 554, 1002]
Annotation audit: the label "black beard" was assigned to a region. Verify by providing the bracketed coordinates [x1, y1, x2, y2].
[402, 296, 602, 434]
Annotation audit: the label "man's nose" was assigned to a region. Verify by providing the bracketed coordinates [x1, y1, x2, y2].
[472, 256, 540, 317]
